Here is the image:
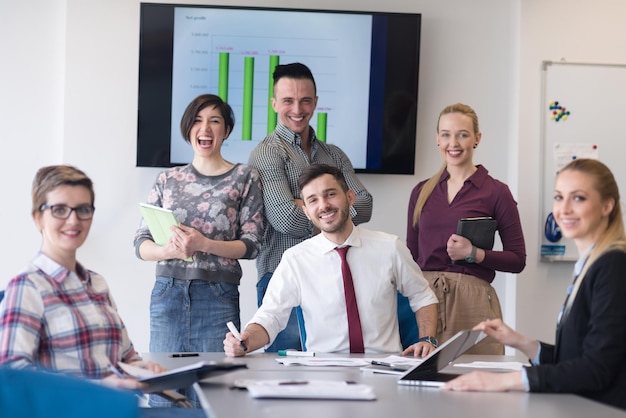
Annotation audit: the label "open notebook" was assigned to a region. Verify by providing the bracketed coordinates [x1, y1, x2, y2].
[397, 329, 487, 387]
[119, 361, 246, 393]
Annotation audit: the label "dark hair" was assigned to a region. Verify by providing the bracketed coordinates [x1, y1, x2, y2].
[32, 165, 94, 215]
[179, 94, 235, 143]
[273, 63, 317, 94]
[298, 164, 348, 193]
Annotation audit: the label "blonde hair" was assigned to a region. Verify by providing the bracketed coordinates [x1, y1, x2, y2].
[412, 103, 480, 226]
[558, 159, 626, 279]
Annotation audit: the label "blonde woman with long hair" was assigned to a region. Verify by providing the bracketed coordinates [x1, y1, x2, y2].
[406, 103, 526, 354]
[443, 159, 626, 411]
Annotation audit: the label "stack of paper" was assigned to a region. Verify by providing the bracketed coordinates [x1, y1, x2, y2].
[453, 361, 527, 370]
[241, 380, 376, 400]
[276, 357, 371, 367]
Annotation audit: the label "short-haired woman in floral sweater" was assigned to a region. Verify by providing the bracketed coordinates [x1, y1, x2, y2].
[134, 94, 264, 407]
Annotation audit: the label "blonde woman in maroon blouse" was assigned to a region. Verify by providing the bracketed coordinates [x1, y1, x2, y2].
[406, 103, 526, 354]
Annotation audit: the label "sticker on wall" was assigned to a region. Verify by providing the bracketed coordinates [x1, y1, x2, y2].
[549, 100, 571, 122]
[544, 212, 562, 243]
[541, 245, 566, 257]
[553, 143, 599, 172]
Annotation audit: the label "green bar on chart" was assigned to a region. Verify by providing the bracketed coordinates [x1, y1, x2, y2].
[218, 52, 229, 102]
[317, 112, 327, 142]
[267, 55, 280, 133]
[242, 57, 254, 141]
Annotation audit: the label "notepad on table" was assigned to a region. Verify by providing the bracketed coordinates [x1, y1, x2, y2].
[242, 379, 376, 400]
[139, 203, 192, 261]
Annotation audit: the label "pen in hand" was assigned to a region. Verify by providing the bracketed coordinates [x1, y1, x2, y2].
[108, 364, 127, 379]
[226, 321, 248, 351]
[107, 364, 145, 395]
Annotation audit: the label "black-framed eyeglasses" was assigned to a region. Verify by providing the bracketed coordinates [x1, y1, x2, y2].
[40, 204, 95, 220]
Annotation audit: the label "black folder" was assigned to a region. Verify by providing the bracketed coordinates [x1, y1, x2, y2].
[456, 217, 497, 250]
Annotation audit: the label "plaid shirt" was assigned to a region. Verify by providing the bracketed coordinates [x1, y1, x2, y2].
[248, 123, 373, 279]
[0, 253, 141, 378]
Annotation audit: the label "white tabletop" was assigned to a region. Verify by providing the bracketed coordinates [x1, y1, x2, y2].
[143, 352, 625, 418]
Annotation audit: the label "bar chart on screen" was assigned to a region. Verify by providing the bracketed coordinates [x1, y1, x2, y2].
[168, 7, 372, 167]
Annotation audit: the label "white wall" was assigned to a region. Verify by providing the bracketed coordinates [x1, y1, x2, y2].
[1, 0, 569, 354]
[515, 0, 626, 342]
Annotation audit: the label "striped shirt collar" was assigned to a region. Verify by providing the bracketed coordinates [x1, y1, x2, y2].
[274, 123, 320, 154]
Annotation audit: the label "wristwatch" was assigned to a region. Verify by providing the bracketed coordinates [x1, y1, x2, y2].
[417, 336, 438, 348]
[465, 245, 477, 263]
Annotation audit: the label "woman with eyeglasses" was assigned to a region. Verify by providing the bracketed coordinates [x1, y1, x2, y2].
[0, 165, 165, 389]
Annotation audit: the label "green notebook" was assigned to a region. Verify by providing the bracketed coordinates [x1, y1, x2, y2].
[139, 203, 192, 261]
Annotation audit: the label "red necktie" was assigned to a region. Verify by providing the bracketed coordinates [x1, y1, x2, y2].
[335, 246, 364, 353]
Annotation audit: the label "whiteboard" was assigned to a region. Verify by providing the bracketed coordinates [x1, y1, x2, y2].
[540, 61, 626, 262]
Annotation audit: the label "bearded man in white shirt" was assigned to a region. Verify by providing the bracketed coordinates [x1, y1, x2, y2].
[224, 164, 438, 357]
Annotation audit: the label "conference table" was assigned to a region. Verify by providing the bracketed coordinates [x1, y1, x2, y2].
[143, 352, 626, 418]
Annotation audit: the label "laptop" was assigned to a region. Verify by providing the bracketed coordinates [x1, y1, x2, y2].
[397, 329, 487, 387]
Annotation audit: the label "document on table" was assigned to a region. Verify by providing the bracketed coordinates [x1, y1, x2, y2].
[373, 355, 424, 367]
[360, 355, 425, 375]
[453, 361, 527, 371]
[276, 355, 425, 368]
[238, 379, 376, 400]
[276, 357, 372, 367]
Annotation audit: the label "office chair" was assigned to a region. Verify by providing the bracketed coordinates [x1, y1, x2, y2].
[397, 292, 419, 349]
[0, 367, 140, 418]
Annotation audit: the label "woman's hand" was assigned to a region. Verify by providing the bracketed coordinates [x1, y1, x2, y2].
[446, 234, 473, 262]
[128, 360, 168, 374]
[473, 319, 539, 359]
[442, 371, 525, 392]
[102, 360, 168, 390]
[101, 374, 146, 390]
[166, 224, 202, 259]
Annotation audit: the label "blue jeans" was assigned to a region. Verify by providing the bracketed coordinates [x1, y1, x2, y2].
[149, 276, 240, 407]
[256, 272, 302, 352]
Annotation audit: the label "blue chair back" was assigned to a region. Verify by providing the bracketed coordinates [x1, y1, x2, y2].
[0, 367, 140, 418]
[397, 292, 419, 349]
[0, 289, 4, 303]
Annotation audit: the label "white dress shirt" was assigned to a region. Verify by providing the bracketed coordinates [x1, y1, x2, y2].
[248, 225, 438, 353]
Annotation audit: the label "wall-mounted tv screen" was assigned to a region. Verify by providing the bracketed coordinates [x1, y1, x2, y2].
[137, 3, 420, 174]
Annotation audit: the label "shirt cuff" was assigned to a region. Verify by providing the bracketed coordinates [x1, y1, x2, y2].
[530, 344, 541, 366]
[521, 367, 530, 392]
